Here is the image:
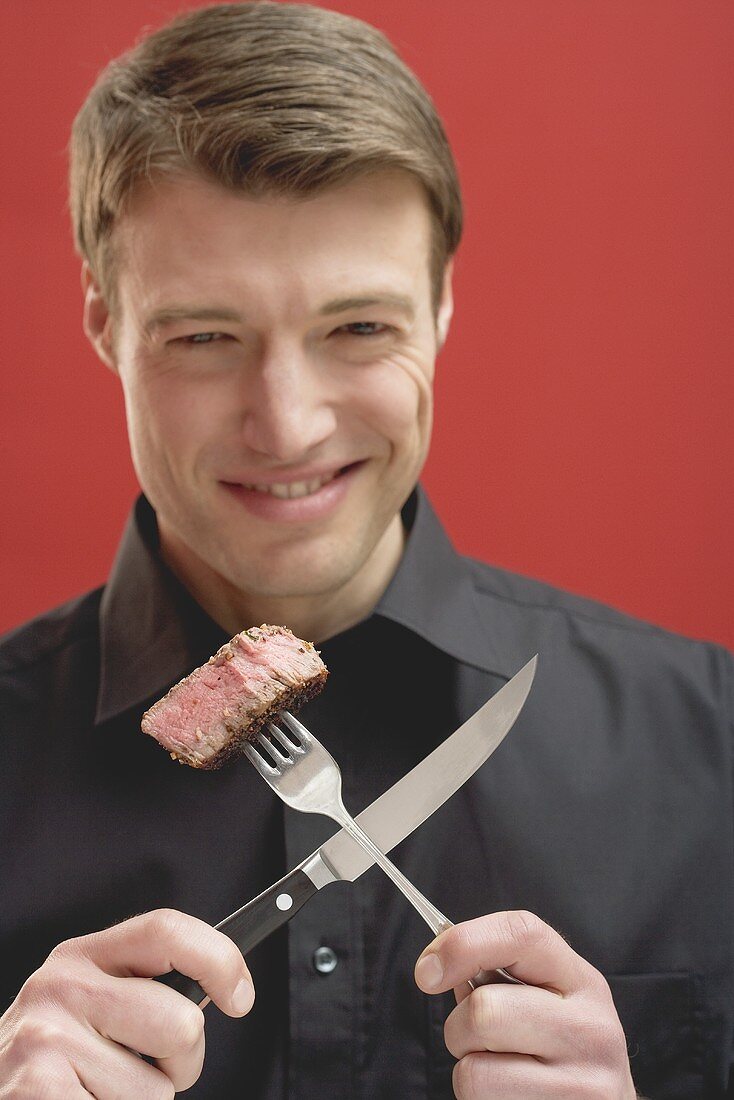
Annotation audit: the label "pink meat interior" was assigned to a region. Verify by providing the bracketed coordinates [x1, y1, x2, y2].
[141, 626, 325, 766]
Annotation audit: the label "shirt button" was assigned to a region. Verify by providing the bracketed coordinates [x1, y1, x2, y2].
[313, 946, 338, 974]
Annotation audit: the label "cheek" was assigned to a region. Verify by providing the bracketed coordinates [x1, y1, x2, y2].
[350, 357, 434, 444]
[121, 370, 209, 477]
[130, 356, 235, 430]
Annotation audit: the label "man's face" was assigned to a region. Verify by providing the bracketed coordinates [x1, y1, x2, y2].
[90, 171, 452, 614]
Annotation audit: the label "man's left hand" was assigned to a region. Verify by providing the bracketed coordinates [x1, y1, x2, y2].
[414, 910, 636, 1098]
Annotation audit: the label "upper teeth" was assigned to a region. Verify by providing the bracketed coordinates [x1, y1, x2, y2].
[245, 473, 336, 499]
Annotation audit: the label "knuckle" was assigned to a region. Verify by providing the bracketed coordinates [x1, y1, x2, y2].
[449, 920, 475, 954]
[500, 908, 550, 951]
[148, 907, 184, 943]
[466, 985, 500, 1038]
[20, 958, 84, 1014]
[585, 963, 614, 999]
[591, 1018, 624, 1062]
[149, 1078, 176, 1100]
[48, 934, 87, 963]
[452, 1052, 484, 1099]
[71, 968, 117, 1021]
[445, 919, 481, 966]
[13, 1013, 67, 1054]
[47, 940, 73, 962]
[14, 968, 48, 1007]
[167, 1002, 205, 1052]
[570, 1002, 627, 1066]
[442, 1006, 462, 1059]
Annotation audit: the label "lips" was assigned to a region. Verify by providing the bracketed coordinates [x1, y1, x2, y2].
[219, 462, 364, 523]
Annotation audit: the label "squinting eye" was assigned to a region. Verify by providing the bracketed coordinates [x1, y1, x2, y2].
[172, 327, 229, 345]
[337, 322, 389, 337]
[180, 332, 227, 345]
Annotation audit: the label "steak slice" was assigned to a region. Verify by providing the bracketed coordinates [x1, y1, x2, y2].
[141, 624, 328, 769]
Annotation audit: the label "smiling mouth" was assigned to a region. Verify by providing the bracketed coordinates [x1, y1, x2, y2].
[231, 463, 360, 500]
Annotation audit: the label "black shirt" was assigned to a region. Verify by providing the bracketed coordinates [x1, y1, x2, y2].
[1, 486, 732, 1098]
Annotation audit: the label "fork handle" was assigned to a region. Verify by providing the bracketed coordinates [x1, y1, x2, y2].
[433, 916, 524, 989]
[155, 867, 317, 1005]
[334, 811, 523, 990]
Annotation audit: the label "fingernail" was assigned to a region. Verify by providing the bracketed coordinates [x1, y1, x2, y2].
[232, 978, 254, 1014]
[415, 952, 444, 991]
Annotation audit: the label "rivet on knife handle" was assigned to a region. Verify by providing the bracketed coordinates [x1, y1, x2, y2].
[154, 867, 317, 1005]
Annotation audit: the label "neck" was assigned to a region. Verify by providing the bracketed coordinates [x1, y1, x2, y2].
[159, 516, 406, 644]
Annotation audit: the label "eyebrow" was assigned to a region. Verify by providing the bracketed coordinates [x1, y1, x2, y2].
[319, 295, 415, 319]
[142, 306, 244, 337]
[142, 293, 416, 336]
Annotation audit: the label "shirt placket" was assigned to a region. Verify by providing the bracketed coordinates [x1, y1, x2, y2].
[284, 804, 363, 1099]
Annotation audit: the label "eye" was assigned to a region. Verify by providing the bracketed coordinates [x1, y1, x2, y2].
[334, 321, 391, 338]
[177, 332, 229, 346]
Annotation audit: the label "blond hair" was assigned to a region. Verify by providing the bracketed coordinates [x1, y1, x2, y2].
[69, 1, 462, 311]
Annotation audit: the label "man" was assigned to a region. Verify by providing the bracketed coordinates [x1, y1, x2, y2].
[0, 3, 731, 1097]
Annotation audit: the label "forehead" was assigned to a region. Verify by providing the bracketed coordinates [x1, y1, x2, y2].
[111, 170, 435, 314]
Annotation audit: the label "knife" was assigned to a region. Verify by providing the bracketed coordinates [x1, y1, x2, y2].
[158, 654, 537, 1004]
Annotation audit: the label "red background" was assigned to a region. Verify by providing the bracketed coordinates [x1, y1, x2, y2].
[1, 0, 732, 649]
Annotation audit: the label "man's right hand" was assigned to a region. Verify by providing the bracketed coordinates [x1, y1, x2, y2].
[0, 909, 255, 1098]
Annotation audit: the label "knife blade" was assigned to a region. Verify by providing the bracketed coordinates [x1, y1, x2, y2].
[159, 654, 537, 1004]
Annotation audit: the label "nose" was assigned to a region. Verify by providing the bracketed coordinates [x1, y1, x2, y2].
[239, 342, 337, 462]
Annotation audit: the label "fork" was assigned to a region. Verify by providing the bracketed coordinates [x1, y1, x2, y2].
[244, 711, 523, 988]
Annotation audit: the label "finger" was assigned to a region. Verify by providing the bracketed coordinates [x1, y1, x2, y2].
[452, 1051, 571, 1099]
[83, 973, 201, 1057]
[415, 911, 591, 996]
[443, 982, 568, 1061]
[82, 974, 205, 1089]
[2, 1058, 91, 1100]
[61, 909, 254, 1018]
[73, 1031, 180, 1099]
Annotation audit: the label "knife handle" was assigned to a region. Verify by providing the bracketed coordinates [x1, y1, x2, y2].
[155, 866, 317, 1005]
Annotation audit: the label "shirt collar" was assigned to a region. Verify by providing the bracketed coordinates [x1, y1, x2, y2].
[95, 497, 227, 725]
[374, 486, 516, 679]
[95, 486, 515, 725]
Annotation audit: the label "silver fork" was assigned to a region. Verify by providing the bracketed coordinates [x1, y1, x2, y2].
[244, 711, 522, 988]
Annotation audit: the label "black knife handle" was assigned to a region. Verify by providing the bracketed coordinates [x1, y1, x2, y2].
[155, 867, 317, 1005]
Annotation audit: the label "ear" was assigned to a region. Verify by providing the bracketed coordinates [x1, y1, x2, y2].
[436, 259, 454, 349]
[81, 263, 118, 372]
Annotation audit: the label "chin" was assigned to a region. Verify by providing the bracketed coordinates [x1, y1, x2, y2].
[231, 561, 356, 601]
[225, 534, 362, 596]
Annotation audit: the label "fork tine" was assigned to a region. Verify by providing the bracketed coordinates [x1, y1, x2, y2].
[256, 729, 291, 765]
[267, 722, 302, 755]
[243, 740, 278, 776]
[279, 710, 312, 746]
